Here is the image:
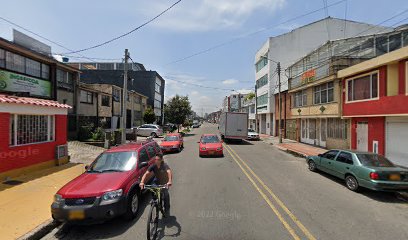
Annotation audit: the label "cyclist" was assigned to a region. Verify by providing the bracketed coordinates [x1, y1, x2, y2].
[140, 154, 173, 216]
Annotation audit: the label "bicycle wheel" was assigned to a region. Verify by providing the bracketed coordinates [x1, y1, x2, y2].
[147, 203, 159, 240]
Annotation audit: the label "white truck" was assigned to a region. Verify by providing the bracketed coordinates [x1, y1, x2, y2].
[219, 112, 248, 141]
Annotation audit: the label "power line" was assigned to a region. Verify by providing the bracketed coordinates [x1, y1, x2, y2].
[164, 0, 347, 66]
[0, 16, 119, 63]
[62, 0, 182, 55]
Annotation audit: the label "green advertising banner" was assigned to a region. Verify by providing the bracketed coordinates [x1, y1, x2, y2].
[0, 70, 51, 97]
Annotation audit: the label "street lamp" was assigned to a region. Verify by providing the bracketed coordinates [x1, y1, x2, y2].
[261, 56, 283, 144]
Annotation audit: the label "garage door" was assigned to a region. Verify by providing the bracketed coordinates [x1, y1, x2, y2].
[386, 122, 408, 167]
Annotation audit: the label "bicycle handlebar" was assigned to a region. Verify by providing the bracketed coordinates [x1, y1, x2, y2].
[144, 184, 168, 189]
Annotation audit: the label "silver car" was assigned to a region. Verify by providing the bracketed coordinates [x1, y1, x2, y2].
[247, 128, 260, 140]
[135, 124, 163, 138]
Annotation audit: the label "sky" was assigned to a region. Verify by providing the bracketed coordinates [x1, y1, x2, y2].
[1, 0, 408, 116]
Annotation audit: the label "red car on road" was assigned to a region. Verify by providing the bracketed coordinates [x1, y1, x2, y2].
[160, 133, 184, 153]
[198, 134, 224, 157]
[51, 140, 162, 223]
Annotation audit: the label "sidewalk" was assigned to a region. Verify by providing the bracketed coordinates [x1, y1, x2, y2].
[261, 135, 326, 157]
[0, 164, 84, 240]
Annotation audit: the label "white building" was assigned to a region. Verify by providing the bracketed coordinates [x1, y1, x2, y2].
[254, 17, 391, 135]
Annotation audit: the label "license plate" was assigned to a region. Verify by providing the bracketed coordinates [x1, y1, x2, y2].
[69, 210, 85, 220]
[389, 174, 401, 181]
[208, 151, 215, 155]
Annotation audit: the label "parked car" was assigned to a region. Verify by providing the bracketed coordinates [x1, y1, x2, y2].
[192, 123, 200, 128]
[160, 133, 184, 153]
[307, 150, 408, 192]
[247, 128, 260, 140]
[134, 124, 163, 138]
[198, 134, 223, 157]
[51, 140, 162, 223]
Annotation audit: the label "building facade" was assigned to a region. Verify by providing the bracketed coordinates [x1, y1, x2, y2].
[241, 97, 256, 129]
[254, 17, 392, 136]
[338, 45, 408, 168]
[78, 68, 165, 125]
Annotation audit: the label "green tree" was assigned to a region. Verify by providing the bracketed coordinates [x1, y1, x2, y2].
[164, 95, 192, 132]
[245, 92, 255, 101]
[143, 107, 156, 124]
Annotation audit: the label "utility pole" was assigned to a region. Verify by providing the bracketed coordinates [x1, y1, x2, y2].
[277, 62, 282, 144]
[121, 49, 129, 144]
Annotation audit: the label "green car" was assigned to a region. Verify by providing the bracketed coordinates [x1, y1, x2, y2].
[307, 150, 408, 192]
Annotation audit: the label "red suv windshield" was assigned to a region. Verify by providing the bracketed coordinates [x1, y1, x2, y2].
[88, 151, 137, 172]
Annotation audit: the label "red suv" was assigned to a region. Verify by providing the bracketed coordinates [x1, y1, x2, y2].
[51, 140, 162, 222]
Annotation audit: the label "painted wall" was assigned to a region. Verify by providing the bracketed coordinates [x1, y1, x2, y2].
[350, 117, 385, 155]
[0, 113, 67, 173]
[343, 62, 408, 117]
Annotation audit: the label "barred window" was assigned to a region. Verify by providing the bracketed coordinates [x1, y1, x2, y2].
[9, 115, 55, 146]
[327, 118, 347, 139]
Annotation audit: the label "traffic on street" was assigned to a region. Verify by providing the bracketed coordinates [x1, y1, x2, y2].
[42, 123, 408, 240]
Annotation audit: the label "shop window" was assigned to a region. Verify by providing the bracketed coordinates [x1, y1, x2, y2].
[327, 118, 347, 139]
[313, 82, 334, 104]
[80, 90, 93, 104]
[0, 49, 5, 68]
[293, 90, 307, 107]
[347, 72, 378, 102]
[101, 95, 110, 107]
[9, 115, 55, 146]
[25, 58, 41, 78]
[6, 51, 25, 73]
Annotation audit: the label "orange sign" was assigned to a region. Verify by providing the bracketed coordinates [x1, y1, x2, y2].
[301, 69, 316, 85]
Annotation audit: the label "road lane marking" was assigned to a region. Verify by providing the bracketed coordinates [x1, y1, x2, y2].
[224, 144, 317, 240]
[223, 145, 301, 240]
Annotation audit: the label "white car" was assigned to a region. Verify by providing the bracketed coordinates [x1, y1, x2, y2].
[134, 124, 163, 138]
[247, 129, 260, 140]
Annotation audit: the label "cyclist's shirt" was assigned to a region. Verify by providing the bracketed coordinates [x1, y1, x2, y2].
[148, 163, 170, 184]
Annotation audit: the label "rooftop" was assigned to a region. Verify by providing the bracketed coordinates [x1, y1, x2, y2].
[0, 94, 71, 109]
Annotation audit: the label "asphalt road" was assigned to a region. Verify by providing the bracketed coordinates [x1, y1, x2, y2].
[43, 123, 408, 240]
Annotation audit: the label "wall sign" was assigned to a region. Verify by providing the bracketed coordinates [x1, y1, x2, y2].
[301, 69, 316, 85]
[0, 70, 51, 97]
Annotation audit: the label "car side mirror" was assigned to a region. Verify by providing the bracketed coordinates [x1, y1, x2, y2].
[139, 162, 148, 169]
[85, 165, 89, 170]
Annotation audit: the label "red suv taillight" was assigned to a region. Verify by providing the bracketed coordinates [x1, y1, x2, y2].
[369, 172, 379, 180]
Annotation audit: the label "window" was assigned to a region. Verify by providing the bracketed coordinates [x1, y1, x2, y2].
[327, 118, 347, 139]
[293, 90, 307, 107]
[336, 152, 353, 165]
[9, 114, 55, 146]
[80, 90, 93, 104]
[139, 149, 149, 163]
[41, 63, 50, 79]
[134, 95, 141, 104]
[6, 51, 25, 73]
[147, 145, 156, 158]
[0, 49, 5, 68]
[256, 57, 268, 72]
[101, 95, 110, 107]
[113, 88, 121, 102]
[313, 82, 334, 104]
[256, 74, 268, 88]
[389, 33, 402, 52]
[257, 93, 268, 106]
[347, 72, 378, 102]
[25, 58, 41, 78]
[322, 150, 339, 160]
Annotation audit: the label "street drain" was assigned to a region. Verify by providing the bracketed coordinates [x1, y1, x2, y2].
[3, 180, 24, 185]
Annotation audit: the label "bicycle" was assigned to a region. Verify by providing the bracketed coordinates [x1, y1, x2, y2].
[144, 184, 168, 240]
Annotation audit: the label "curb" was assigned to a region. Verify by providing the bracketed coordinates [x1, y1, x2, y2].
[18, 219, 61, 240]
[396, 192, 408, 202]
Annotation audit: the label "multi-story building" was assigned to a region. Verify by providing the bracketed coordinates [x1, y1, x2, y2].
[254, 17, 392, 136]
[0, 31, 73, 179]
[338, 40, 408, 167]
[241, 97, 256, 129]
[222, 93, 249, 112]
[288, 26, 408, 149]
[74, 64, 165, 125]
[77, 83, 148, 130]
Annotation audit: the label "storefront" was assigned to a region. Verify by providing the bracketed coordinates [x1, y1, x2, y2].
[0, 95, 70, 179]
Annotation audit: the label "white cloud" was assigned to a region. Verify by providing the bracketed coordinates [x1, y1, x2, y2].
[222, 79, 238, 85]
[191, 91, 199, 96]
[145, 0, 286, 31]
